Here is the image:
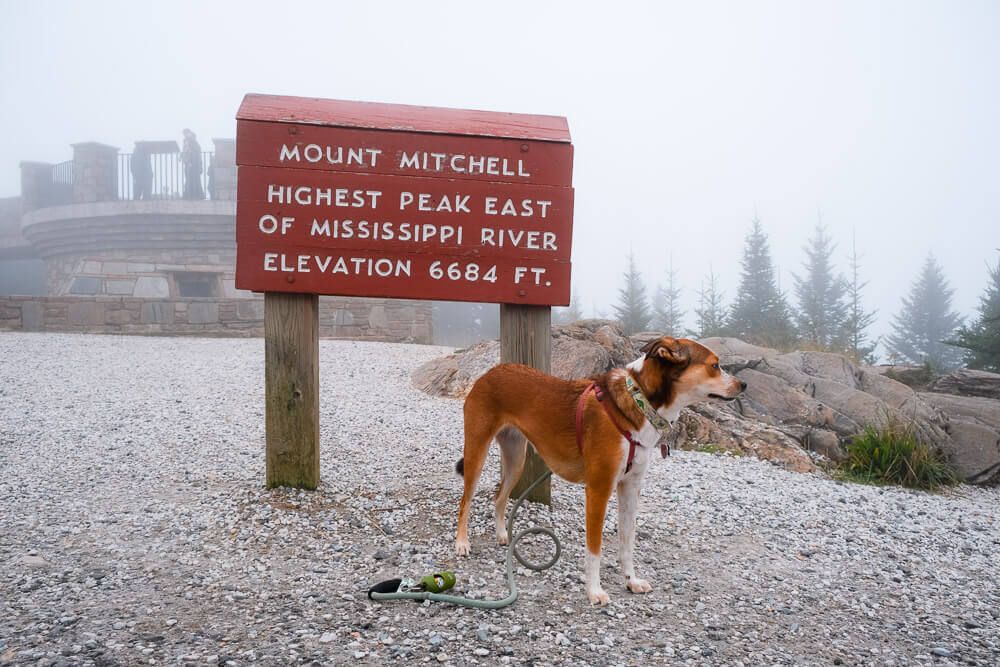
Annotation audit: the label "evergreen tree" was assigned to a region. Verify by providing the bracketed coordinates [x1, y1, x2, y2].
[651, 258, 684, 335]
[691, 268, 727, 338]
[728, 217, 796, 348]
[794, 223, 848, 350]
[555, 289, 584, 324]
[948, 256, 1000, 371]
[841, 233, 879, 364]
[613, 251, 652, 335]
[886, 255, 964, 371]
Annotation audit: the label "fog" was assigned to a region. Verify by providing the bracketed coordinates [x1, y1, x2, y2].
[2, 0, 997, 343]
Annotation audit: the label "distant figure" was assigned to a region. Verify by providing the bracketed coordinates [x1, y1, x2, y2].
[181, 129, 204, 200]
[207, 153, 216, 200]
[131, 144, 153, 200]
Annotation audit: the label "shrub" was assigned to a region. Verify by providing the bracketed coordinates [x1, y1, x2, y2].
[841, 425, 959, 491]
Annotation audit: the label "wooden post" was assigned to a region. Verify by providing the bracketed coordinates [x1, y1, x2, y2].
[501, 303, 552, 505]
[265, 292, 320, 489]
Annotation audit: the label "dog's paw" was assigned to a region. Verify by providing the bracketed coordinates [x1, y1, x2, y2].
[496, 530, 509, 546]
[626, 577, 652, 594]
[455, 539, 471, 557]
[587, 588, 611, 606]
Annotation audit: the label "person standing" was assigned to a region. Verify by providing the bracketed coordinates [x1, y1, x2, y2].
[181, 129, 204, 200]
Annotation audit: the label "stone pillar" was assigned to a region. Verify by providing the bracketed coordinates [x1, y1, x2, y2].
[20, 161, 54, 212]
[71, 142, 119, 203]
[211, 138, 236, 201]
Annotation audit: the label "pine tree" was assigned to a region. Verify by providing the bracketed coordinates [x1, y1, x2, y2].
[555, 289, 584, 324]
[886, 255, 964, 372]
[841, 233, 879, 364]
[651, 258, 684, 335]
[794, 223, 848, 350]
[613, 252, 652, 335]
[728, 217, 796, 348]
[948, 255, 1000, 371]
[691, 268, 727, 338]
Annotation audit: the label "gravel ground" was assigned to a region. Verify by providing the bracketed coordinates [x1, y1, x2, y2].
[1, 332, 998, 667]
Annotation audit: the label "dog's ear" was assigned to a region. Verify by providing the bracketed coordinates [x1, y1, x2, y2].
[642, 337, 690, 365]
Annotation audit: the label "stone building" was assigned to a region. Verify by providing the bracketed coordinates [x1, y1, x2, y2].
[0, 138, 431, 341]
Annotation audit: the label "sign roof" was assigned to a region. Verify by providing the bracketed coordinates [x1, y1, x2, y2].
[236, 94, 571, 144]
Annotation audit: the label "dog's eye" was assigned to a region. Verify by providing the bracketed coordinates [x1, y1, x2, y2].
[712, 363, 719, 370]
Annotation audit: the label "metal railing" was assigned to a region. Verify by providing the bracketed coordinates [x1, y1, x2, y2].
[52, 160, 74, 186]
[117, 151, 214, 201]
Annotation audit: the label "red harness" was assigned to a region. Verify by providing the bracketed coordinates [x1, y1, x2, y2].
[575, 382, 643, 473]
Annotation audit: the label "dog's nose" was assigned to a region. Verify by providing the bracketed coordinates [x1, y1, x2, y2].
[739, 381, 747, 391]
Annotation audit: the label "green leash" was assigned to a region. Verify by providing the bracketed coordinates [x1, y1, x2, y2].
[368, 470, 559, 609]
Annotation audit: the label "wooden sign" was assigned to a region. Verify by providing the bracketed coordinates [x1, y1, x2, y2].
[235, 94, 574, 306]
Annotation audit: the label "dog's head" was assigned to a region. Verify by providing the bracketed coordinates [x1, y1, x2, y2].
[634, 337, 746, 408]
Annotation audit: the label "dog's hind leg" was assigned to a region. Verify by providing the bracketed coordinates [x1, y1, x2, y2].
[493, 426, 527, 545]
[455, 408, 498, 557]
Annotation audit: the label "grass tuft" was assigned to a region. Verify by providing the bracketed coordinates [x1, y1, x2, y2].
[839, 424, 959, 491]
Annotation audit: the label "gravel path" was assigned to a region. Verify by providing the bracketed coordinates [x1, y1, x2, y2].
[1, 332, 998, 667]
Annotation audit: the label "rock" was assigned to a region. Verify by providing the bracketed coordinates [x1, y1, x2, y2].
[920, 392, 1000, 484]
[412, 320, 635, 398]
[930, 369, 1000, 400]
[872, 364, 935, 390]
[803, 428, 846, 462]
[20, 555, 47, 568]
[930, 646, 952, 657]
[919, 393, 1000, 431]
[676, 404, 817, 473]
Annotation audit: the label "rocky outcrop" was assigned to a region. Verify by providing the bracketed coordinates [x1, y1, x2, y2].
[918, 392, 1000, 484]
[929, 369, 1000, 400]
[413, 327, 1000, 484]
[412, 320, 636, 399]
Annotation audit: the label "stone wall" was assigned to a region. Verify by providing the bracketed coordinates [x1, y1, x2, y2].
[46, 248, 241, 298]
[0, 296, 432, 342]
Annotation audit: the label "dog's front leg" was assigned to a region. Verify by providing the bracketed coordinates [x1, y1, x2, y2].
[617, 477, 652, 594]
[584, 482, 615, 605]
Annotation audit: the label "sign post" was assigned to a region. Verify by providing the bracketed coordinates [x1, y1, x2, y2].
[264, 292, 319, 489]
[235, 94, 575, 500]
[501, 303, 553, 504]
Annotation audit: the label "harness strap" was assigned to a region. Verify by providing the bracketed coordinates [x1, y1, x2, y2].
[574, 382, 643, 473]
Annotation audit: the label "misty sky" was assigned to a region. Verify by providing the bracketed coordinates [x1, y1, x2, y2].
[2, 1, 997, 344]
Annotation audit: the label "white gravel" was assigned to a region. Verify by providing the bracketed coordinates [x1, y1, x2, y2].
[1, 332, 998, 667]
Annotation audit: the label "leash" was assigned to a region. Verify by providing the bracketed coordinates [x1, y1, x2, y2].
[370, 381, 669, 608]
[368, 469, 558, 609]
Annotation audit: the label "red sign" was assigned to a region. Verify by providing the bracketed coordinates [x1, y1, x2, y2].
[235, 94, 574, 305]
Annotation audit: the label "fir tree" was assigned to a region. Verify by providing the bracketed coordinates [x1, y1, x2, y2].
[613, 251, 652, 335]
[651, 258, 684, 335]
[691, 268, 727, 338]
[794, 223, 848, 350]
[841, 233, 879, 364]
[555, 289, 584, 324]
[728, 217, 796, 348]
[886, 255, 964, 371]
[948, 255, 1000, 371]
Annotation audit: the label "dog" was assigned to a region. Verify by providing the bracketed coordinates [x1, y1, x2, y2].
[454, 336, 746, 605]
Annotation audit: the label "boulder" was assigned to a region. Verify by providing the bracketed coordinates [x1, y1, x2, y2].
[412, 320, 635, 399]
[870, 364, 935, 390]
[929, 369, 1000, 400]
[674, 404, 817, 473]
[411, 339, 499, 399]
[918, 392, 1000, 485]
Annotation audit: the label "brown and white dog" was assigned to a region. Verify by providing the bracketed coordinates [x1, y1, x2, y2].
[454, 336, 746, 605]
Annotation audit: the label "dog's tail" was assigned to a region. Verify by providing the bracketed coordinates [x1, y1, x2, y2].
[455, 457, 465, 477]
